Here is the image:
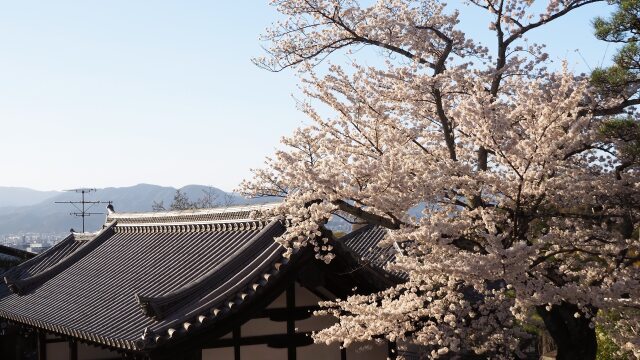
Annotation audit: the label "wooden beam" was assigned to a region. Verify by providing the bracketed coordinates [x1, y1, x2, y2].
[45, 338, 68, 344]
[200, 332, 313, 349]
[286, 283, 296, 360]
[260, 306, 319, 322]
[232, 327, 240, 360]
[187, 348, 202, 360]
[68, 340, 78, 360]
[0, 244, 36, 260]
[146, 251, 316, 360]
[388, 341, 397, 359]
[37, 332, 47, 360]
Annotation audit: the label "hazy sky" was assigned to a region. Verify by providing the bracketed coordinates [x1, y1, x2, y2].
[0, 1, 616, 192]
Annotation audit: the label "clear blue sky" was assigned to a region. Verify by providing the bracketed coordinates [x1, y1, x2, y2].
[0, 0, 615, 192]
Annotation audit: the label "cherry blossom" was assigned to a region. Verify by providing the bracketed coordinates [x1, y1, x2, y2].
[242, 1, 640, 358]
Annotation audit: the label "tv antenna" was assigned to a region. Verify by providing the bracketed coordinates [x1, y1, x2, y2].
[55, 188, 112, 232]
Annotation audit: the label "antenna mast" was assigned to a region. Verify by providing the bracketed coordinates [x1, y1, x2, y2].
[55, 188, 111, 232]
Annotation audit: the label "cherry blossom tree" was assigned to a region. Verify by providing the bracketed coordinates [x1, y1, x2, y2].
[242, 1, 640, 359]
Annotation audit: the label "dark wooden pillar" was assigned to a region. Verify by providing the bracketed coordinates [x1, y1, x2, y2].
[37, 332, 47, 360]
[68, 339, 78, 360]
[122, 352, 142, 360]
[185, 348, 202, 360]
[387, 341, 397, 359]
[232, 327, 241, 360]
[123, 352, 145, 360]
[340, 346, 347, 360]
[286, 283, 296, 360]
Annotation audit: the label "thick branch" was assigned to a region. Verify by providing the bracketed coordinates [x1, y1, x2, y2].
[504, 0, 605, 46]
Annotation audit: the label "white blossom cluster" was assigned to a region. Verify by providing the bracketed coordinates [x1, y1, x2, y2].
[242, 0, 640, 358]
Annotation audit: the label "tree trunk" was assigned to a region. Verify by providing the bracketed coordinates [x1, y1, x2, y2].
[536, 302, 597, 360]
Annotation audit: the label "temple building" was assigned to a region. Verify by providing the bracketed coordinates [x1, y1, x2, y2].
[0, 204, 401, 360]
[0, 244, 34, 273]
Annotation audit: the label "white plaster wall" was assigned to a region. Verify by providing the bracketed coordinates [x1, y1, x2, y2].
[202, 347, 234, 360]
[293, 282, 337, 334]
[202, 344, 344, 360]
[46, 342, 68, 360]
[241, 317, 286, 337]
[346, 341, 388, 360]
[295, 282, 388, 360]
[295, 283, 322, 307]
[266, 292, 286, 309]
[200, 281, 387, 360]
[46, 342, 119, 360]
[241, 344, 286, 359]
[78, 343, 119, 360]
[295, 314, 337, 333]
[297, 343, 342, 360]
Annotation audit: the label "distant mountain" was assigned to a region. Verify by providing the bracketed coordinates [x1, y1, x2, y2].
[0, 187, 60, 207]
[0, 184, 276, 235]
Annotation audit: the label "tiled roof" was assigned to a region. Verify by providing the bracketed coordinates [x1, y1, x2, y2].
[3, 233, 87, 281]
[0, 205, 292, 352]
[338, 225, 406, 280]
[106, 204, 278, 225]
[0, 244, 35, 264]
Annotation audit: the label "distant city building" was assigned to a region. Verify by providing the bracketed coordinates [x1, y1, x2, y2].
[25, 243, 50, 254]
[1, 233, 66, 255]
[0, 205, 403, 360]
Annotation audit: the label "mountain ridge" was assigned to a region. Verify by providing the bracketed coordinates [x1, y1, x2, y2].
[0, 187, 60, 208]
[0, 184, 274, 235]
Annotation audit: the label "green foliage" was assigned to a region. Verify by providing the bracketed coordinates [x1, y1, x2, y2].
[596, 324, 627, 360]
[601, 117, 640, 138]
[152, 187, 230, 212]
[615, 42, 640, 70]
[596, 310, 637, 360]
[591, 65, 636, 93]
[520, 311, 545, 336]
[594, 0, 640, 43]
[151, 200, 166, 212]
[600, 117, 640, 162]
[592, 0, 640, 94]
[170, 189, 193, 210]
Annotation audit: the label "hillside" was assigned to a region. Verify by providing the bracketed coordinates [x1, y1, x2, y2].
[0, 187, 60, 207]
[0, 184, 275, 235]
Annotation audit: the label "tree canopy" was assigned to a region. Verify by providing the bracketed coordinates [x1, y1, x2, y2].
[242, 1, 640, 358]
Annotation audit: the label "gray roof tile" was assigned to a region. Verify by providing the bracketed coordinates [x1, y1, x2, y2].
[0, 206, 288, 351]
[0, 205, 400, 352]
[339, 225, 407, 280]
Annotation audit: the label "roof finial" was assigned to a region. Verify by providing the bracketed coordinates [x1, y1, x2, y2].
[107, 203, 115, 215]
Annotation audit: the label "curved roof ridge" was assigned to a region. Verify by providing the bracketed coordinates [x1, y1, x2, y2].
[134, 219, 285, 320]
[3, 233, 76, 281]
[4, 222, 117, 295]
[0, 245, 35, 262]
[106, 203, 280, 226]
